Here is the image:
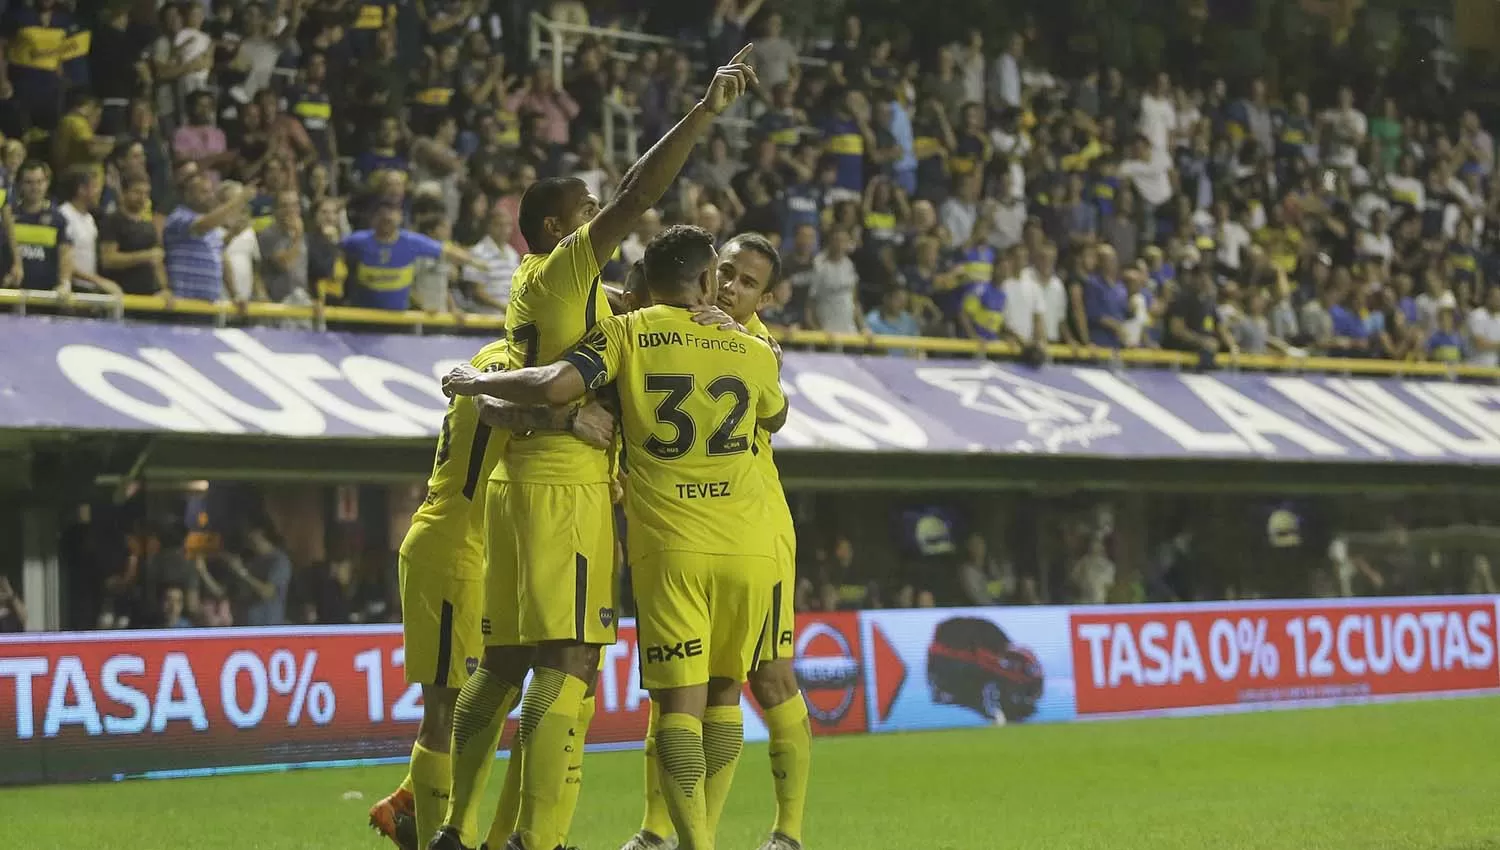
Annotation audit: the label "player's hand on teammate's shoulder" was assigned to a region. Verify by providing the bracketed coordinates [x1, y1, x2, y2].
[689, 303, 745, 333]
[569, 401, 616, 450]
[442, 363, 483, 397]
[701, 43, 757, 116]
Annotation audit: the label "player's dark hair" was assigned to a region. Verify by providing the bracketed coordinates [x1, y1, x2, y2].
[723, 232, 781, 290]
[643, 224, 718, 298]
[518, 176, 587, 252]
[56, 165, 94, 202]
[625, 259, 650, 306]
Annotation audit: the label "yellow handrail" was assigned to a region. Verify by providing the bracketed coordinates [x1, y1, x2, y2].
[3, 288, 1498, 380]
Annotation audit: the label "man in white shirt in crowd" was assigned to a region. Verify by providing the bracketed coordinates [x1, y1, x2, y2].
[808, 227, 866, 335]
[1119, 134, 1176, 235]
[1466, 286, 1500, 367]
[1321, 86, 1367, 169]
[1002, 246, 1043, 346]
[988, 173, 1027, 252]
[940, 171, 983, 248]
[1138, 72, 1177, 157]
[989, 32, 1023, 112]
[957, 28, 986, 107]
[463, 202, 522, 313]
[218, 181, 264, 305]
[1211, 200, 1251, 271]
[1018, 241, 1067, 343]
[57, 166, 121, 296]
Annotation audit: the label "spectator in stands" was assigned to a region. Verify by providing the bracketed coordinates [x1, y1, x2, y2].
[258, 191, 309, 305]
[12, 161, 72, 293]
[172, 91, 232, 182]
[165, 174, 247, 303]
[0, 576, 26, 632]
[754, 12, 798, 90]
[807, 227, 864, 334]
[462, 202, 521, 313]
[220, 181, 264, 305]
[956, 533, 1013, 606]
[99, 174, 167, 298]
[1072, 538, 1117, 604]
[1164, 263, 1235, 357]
[1076, 245, 1128, 348]
[227, 524, 292, 627]
[158, 584, 194, 629]
[865, 286, 920, 350]
[57, 166, 121, 297]
[54, 92, 114, 177]
[812, 534, 879, 612]
[508, 65, 579, 148]
[1465, 285, 1500, 367]
[960, 251, 1012, 342]
[341, 201, 476, 311]
[1427, 306, 1464, 363]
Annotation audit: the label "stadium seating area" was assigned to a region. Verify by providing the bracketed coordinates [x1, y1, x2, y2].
[2, 0, 1500, 378]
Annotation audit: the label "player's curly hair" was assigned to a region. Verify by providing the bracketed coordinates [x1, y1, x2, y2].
[642, 224, 718, 294]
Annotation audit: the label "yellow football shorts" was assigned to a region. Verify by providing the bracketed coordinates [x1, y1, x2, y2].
[633, 550, 778, 690]
[398, 528, 484, 689]
[484, 480, 618, 647]
[768, 528, 797, 663]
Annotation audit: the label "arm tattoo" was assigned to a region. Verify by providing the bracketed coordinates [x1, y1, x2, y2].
[477, 397, 570, 434]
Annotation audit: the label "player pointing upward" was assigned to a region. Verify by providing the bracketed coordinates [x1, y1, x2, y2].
[445, 225, 788, 850]
[432, 46, 760, 850]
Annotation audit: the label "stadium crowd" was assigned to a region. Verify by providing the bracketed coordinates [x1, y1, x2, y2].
[0, 0, 1498, 366]
[36, 482, 1499, 633]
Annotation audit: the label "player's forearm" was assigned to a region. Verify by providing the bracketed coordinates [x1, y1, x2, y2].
[464, 362, 582, 406]
[606, 104, 716, 223]
[475, 395, 571, 433]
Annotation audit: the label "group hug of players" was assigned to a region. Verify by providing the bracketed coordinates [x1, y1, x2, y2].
[366, 46, 811, 850]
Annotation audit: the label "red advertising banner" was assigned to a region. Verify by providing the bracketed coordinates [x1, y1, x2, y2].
[1071, 598, 1500, 716]
[0, 623, 653, 784]
[0, 616, 865, 784]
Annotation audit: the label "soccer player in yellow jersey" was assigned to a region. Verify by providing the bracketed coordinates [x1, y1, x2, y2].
[445, 225, 788, 850]
[432, 47, 760, 850]
[368, 338, 615, 850]
[624, 234, 811, 850]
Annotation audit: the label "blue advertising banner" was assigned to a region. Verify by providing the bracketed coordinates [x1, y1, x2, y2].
[5, 315, 1500, 461]
[859, 607, 1077, 730]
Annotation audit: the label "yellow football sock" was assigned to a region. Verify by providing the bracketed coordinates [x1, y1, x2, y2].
[515, 668, 587, 850]
[484, 738, 524, 849]
[702, 704, 743, 836]
[655, 712, 710, 850]
[556, 695, 596, 842]
[399, 772, 414, 794]
[640, 701, 674, 839]
[764, 695, 811, 843]
[408, 742, 451, 845]
[445, 668, 522, 846]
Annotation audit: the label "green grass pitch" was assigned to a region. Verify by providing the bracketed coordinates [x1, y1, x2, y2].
[5, 697, 1499, 850]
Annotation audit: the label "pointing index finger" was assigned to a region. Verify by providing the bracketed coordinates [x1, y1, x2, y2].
[729, 43, 754, 65]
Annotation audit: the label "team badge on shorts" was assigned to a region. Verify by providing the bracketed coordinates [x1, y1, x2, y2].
[599, 607, 615, 628]
[465, 657, 479, 675]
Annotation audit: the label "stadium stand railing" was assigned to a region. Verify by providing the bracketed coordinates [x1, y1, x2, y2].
[529, 12, 821, 165]
[6, 288, 1498, 380]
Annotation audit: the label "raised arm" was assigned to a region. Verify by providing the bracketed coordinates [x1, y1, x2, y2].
[585, 44, 758, 268]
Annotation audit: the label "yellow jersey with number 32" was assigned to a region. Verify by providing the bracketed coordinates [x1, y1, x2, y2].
[496, 220, 613, 485]
[403, 340, 511, 571]
[564, 305, 787, 562]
